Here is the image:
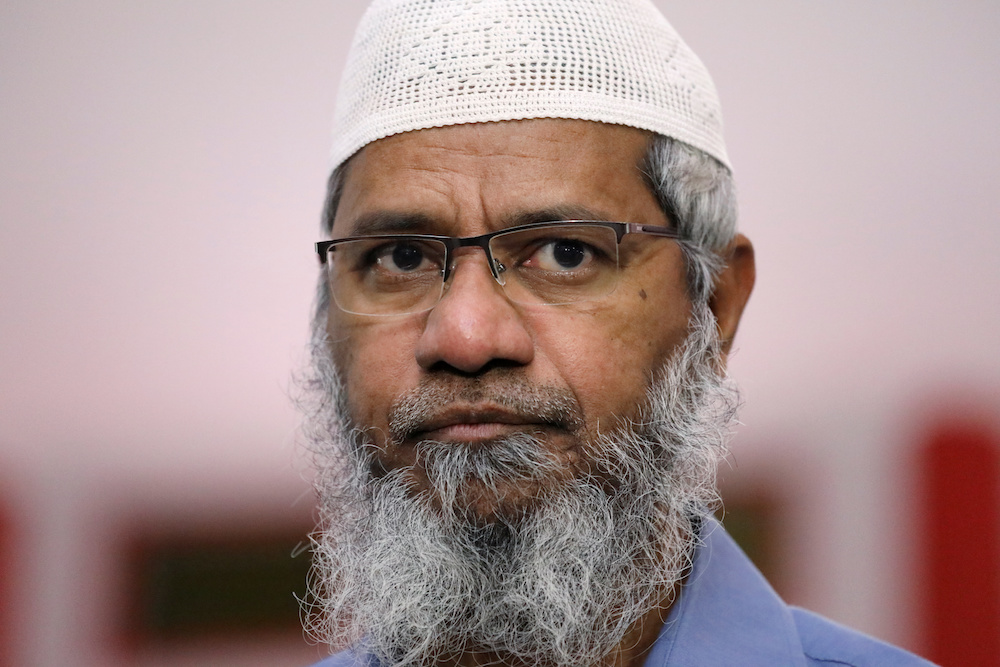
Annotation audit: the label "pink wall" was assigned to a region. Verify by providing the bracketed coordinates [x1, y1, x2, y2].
[1, 1, 998, 664]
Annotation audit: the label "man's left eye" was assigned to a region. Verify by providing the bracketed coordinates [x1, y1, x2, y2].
[530, 238, 595, 272]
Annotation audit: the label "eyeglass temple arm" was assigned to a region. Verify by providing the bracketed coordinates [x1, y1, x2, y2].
[315, 240, 333, 264]
[622, 223, 682, 240]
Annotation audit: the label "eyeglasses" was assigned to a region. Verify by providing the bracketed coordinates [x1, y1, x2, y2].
[315, 220, 680, 316]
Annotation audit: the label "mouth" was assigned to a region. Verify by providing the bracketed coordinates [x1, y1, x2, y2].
[409, 403, 566, 444]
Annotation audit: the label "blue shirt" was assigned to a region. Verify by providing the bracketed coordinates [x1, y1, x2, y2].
[310, 520, 935, 666]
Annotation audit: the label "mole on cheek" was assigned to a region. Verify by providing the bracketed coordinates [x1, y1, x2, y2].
[638, 289, 648, 300]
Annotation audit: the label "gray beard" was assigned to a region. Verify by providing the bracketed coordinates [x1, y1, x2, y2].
[299, 304, 739, 667]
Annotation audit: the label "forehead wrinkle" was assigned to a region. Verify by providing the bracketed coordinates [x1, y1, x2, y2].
[390, 158, 508, 234]
[414, 142, 560, 174]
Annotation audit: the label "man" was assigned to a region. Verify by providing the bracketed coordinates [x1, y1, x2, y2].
[300, 1, 933, 665]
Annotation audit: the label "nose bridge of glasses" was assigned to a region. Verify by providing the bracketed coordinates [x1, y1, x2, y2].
[445, 234, 505, 284]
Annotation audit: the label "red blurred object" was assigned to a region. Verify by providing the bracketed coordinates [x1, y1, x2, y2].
[919, 419, 1000, 666]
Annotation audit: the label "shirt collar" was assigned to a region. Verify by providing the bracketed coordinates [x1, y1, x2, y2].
[644, 518, 808, 666]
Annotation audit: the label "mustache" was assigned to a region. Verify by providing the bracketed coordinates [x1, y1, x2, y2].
[387, 372, 585, 443]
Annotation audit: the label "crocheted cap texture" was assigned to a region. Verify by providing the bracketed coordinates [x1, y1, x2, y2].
[330, 0, 729, 170]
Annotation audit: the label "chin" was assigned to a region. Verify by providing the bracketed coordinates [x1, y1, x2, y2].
[456, 479, 552, 523]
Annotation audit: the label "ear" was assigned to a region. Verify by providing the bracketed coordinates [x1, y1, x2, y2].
[709, 233, 755, 364]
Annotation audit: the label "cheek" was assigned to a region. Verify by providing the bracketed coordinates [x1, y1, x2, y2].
[327, 313, 422, 431]
[535, 295, 689, 431]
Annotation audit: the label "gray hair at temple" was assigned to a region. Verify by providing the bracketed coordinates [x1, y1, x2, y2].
[318, 0, 739, 311]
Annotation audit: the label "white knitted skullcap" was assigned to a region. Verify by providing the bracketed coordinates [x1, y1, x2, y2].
[330, 0, 729, 170]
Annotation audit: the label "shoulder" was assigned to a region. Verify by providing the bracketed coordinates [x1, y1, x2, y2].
[648, 519, 937, 666]
[792, 608, 937, 667]
[306, 648, 371, 667]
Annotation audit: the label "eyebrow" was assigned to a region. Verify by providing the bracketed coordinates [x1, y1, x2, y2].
[502, 205, 615, 227]
[344, 204, 617, 238]
[346, 211, 438, 236]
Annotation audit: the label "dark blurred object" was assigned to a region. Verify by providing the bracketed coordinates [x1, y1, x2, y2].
[0, 494, 12, 667]
[121, 519, 312, 649]
[718, 493, 787, 599]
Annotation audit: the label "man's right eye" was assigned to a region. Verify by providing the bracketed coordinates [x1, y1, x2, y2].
[367, 241, 438, 275]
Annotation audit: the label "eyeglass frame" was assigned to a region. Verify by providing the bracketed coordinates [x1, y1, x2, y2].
[314, 220, 683, 313]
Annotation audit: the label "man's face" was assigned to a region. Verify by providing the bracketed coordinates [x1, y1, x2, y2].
[326, 118, 693, 518]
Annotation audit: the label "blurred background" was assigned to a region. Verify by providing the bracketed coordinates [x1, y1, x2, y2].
[1, 1, 998, 665]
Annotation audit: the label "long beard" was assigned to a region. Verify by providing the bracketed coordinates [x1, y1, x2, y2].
[299, 304, 739, 667]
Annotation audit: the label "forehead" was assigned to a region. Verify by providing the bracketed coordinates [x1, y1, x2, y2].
[331, 119, 669, 237]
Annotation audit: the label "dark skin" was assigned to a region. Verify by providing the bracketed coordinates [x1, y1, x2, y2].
[326, 119, 755, 666]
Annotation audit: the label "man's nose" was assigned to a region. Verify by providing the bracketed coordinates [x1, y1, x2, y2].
[414, 248, 534, 373]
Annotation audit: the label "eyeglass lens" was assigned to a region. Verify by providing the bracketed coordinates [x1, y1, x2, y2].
[325, 223, 622, 315]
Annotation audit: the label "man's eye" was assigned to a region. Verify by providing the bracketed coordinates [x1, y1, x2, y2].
[530, 238, 595, 272]
[370, 241, 434, 274]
